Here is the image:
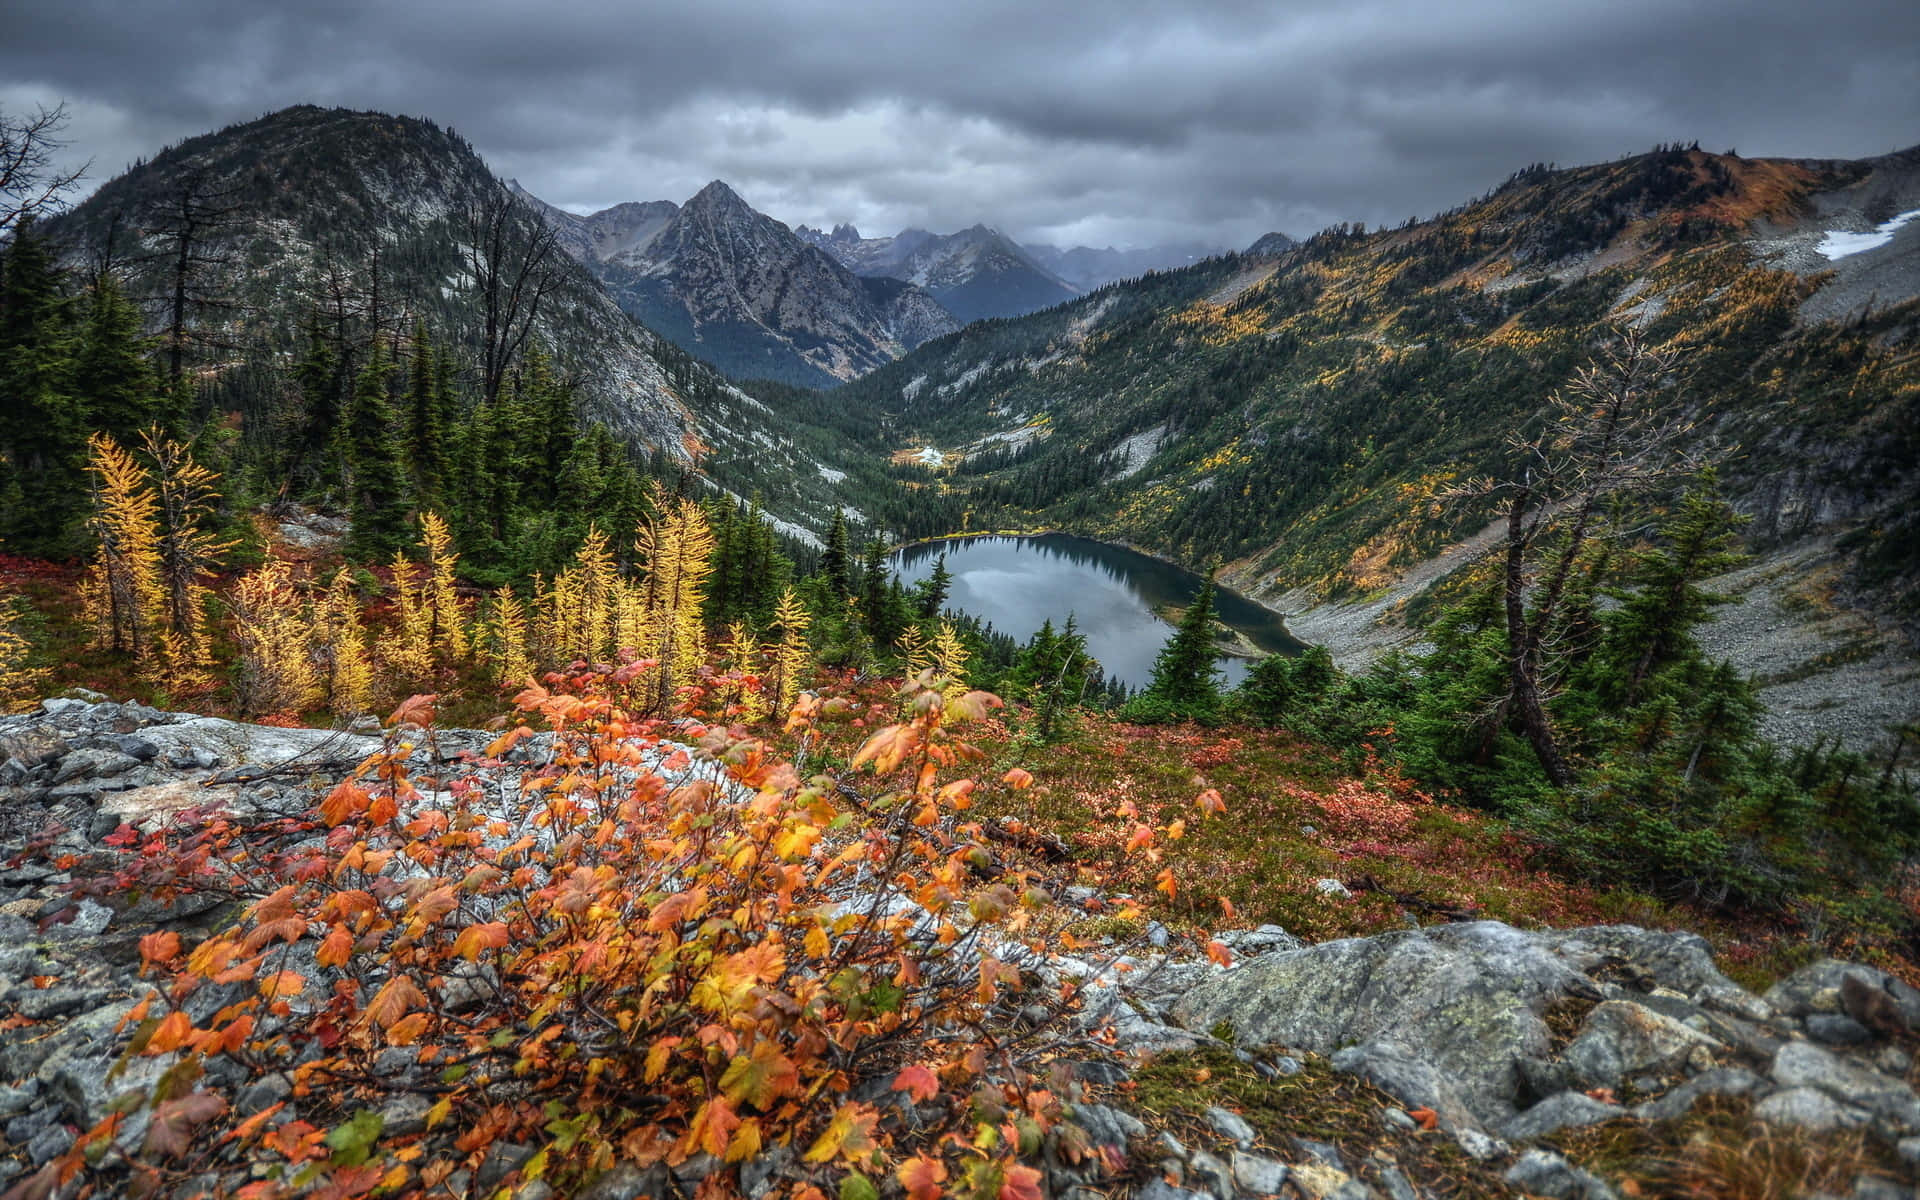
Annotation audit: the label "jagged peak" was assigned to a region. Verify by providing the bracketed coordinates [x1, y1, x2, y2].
[684, 179, 754, 214]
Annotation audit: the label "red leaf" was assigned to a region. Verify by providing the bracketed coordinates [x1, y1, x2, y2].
[892, 1065, 940, 1104]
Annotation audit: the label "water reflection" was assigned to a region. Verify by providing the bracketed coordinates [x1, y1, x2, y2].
[891, 534, 1300, 692]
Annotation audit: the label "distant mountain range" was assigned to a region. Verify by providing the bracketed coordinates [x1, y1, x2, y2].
[514, 176, 1240, 384]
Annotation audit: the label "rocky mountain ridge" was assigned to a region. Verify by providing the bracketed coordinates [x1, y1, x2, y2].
[516, 180, 960, 387]
[794, 222, 1081, 323]
[2, 695, 1917, 1198]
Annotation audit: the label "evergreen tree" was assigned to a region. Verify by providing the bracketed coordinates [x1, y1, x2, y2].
[915, 553, 952, 619]
[822, 510, 851, 598]
[342, 341, 412, 559]
[1128, 568, 1224, 722]
[0, 221, 87, 555]
[73, 275, 167, 444]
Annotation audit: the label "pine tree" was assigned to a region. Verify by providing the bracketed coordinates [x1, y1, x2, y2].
[0, 223, 87, 556]
[915, 553, 952, 619]
[74, 276, 167, 445]
[822, 510, 851, 598]
[1132, 569, 1223, 722]
[343, 341, 411, 559]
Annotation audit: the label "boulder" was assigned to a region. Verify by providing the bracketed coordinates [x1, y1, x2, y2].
[1559, 1001, 1723, 1089]
[1172, 921, 1594, 1124]
[1770, 1041, 1920, 1131]
[1500, 1090, 1629, 1141]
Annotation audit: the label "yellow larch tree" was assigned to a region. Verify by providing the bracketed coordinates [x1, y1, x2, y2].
[896, 623, 932, 679]
[544, 526, 620, 664]
[81, 433, 166, 661]
[933, 620, 970, 697]
[0, 597, 46, 711]
[764, 586, 812, 716]
[719, 620, 765, 721]
[477, 585, 535, 686]
[632, 493, 714, 709]
[314, 570, 374, 718]
[417, 511, 469, 666]
[142, 430, 234, 691]
[383, 554, 436, 686]
[229, 561, 320, 719]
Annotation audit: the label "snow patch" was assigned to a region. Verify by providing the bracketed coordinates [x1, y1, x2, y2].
[816, 465, 848, 484]
[901, 374, 928, 401]
[1112, 423, 1170, 480]
[1817, 210, 1920, 260]
[915, 446, 945, 466]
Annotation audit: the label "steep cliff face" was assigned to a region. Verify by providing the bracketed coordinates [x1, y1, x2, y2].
[44, 107, 877, 541]
[52, 106, 706, 453]
[798, 222, 1079, 322]
[523, 181, 959, 387]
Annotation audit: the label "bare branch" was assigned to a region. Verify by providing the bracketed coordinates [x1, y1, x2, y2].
[0, 102, 89, 239]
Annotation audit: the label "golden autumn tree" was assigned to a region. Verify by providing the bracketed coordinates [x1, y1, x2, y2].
[477, 584, 535, 686]
[543, 525, 621, 664]
[142, 430, 233, 690]
[417, 511, 468, 665]
[933, 620, 970, 696]
[0, 597, 46, 710]
[382, 553, 435, 686]
[81, 433, 165, 660]
[228, 561, 319, 718]
[632, 492, 715, 709]
[314, 570, 374, 717]
[896, 623, 932, 678]
[764, 586, 812, 715]
[718, 620, 765, 721]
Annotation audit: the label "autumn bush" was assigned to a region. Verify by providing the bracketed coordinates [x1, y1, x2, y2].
[13, 665, 1230, 1200]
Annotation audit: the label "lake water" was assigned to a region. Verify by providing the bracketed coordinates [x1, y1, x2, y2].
[890, 534, 1301, 692]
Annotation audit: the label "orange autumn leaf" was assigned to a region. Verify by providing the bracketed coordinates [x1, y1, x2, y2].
[315, 926, 354, 968]
[145, 1010, 193, 1055]
[999, 1163, 1044, 1200]
[1205, 940, 1235, 967]
[1408, 1107, 1439, 1131]
[1194, 788, 1226, 816]
[452, 922, 510, 961]
[1001, 767, 1033, 790]
[365, 975, 427, 1029]
[892, 1065, 940, 1104]
[139, 930, 181, 968]
[898, 1153, 948, 1200]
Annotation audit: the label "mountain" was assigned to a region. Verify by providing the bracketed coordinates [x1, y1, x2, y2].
[830, 144, 1920, 747]
[41, 106, 878, 540]
[1245, 231, 1298, 256]
[796, 223, 1080, 323]
[516, 181, 959, 388]
[1023, 240, 1231, 290]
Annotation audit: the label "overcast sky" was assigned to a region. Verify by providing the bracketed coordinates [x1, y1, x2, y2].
[4, 0, 1917, 250]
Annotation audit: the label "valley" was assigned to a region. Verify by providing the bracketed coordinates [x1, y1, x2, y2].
[2, 96, 1918, 1200]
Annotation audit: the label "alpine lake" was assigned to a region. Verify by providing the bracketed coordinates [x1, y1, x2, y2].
[889, 533, 1302, 692]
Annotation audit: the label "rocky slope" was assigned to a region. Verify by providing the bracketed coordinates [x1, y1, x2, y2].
[520, 181, 960, 387]
[797, 223, 1080, 323]
[827, 145, 1920, 748]
[3, 696, 1917, 1197]
[41, 106, 880, 541]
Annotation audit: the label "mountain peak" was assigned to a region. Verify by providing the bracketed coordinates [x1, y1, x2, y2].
[685, 179, 752, 213]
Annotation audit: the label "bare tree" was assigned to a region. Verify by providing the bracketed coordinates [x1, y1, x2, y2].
[144, 169, 244, 388]
[0, 102, 88, 239]
[1449, 328, 1703, 786]
[460, 189, 562, 404]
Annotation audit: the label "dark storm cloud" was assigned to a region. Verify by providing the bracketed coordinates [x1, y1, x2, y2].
[4, 0, 1916, 248]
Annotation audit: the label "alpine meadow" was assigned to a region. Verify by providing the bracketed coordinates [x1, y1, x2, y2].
[1, 17, 1919, 1197]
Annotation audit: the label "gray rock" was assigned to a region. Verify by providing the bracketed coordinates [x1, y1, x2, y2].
[1848, 1175, 1909, 1200]
[1186, 1149, 1233, 1199]
[1257, 1055, 1303, 1079]
[1205, 1105, 1256, 1146]
[1766, 960, 1920, 1028]
[234, 1074, 291, 1116]
[1896, 1137, 1920, 1168]
[1314, 878, 1353, 900]
[1753, 1087, 1859, 1132]
[578, 1163, 671, 1200]
[1232, 1151, 1290, 1195]
[1807, 1014, 1873, 1046]
[0, 1083, 36, 1117]
[1381, 1107, 1417, 1132]
[1631, 1068, 1764, 1121]
[1329, 1040, 1481, 1133]
[1375, 1164, 1422, 1200]
[39, 698, 88, 716]
[474, 1143, 535, 1193]
[1137, 1183, 1212, 1200]
[381, 1093, 434, 1137]
[1157, 1131, 1187, 1159]
[1292, 1139, 1346, 1171]
[1454, 1128, 1508, 1161]
[42, 899, 112, 939]
[114, 735, 160, 761]
[1071, 1102, 1146, 1147]
[27, 1123, 74, 1166]
[1500, 1090, 1628, 1141]
[1217, 924, 1306, 958]
[12, 985, 107, 1020]
[1503, 1149, 1617, 1199]
[51, 748, 140, 783]
[1174, 922, 1596, 1126]
[1771, 1042, 1920, 1130]
[1561, 1001, 1723, 1089]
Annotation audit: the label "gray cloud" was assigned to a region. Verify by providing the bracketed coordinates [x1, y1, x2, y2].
[3, 0, 1916, 250]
